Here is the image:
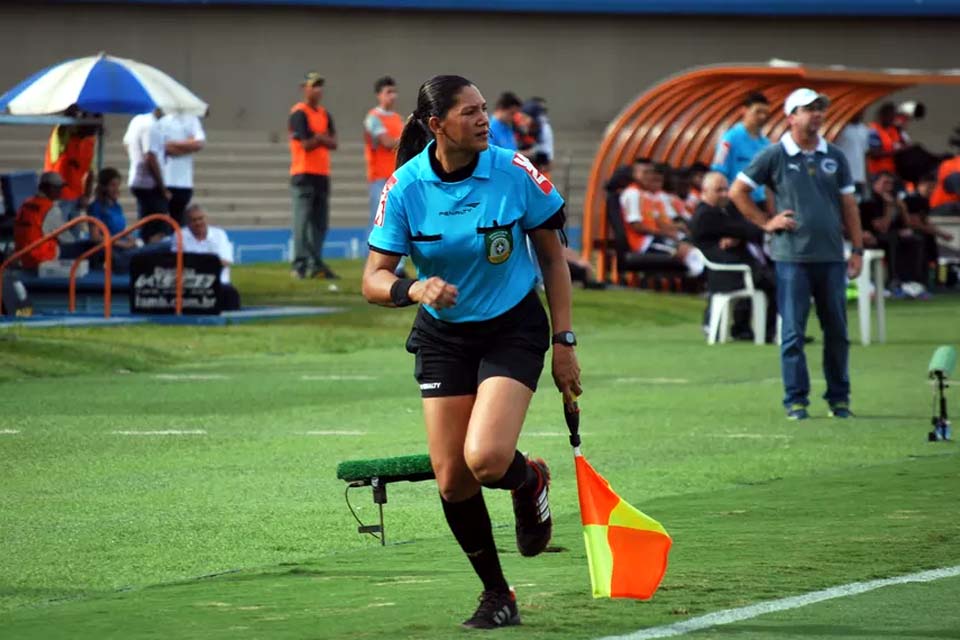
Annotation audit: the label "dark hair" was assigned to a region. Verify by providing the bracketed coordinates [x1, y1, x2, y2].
[877, 102, 897, 118]
[96, 167, 121, 201]
[919, 171, 938, 184]
[688, 161, 709, 174]
[634, 156, 652, 165]
[872, 170, 896, 183]
[396, 75, 474, 169]
[496, 91, 522, 111]
[652, 162, 669, 176]
[374, 76, 396, 94]
[743, 91, 769, 107]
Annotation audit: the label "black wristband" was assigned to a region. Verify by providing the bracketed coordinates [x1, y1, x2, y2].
[851, 247, 864, 256]
[390, 278, 416, 307]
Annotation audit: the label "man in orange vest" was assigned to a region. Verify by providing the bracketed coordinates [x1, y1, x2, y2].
[289, 71, 339, 280]
[43, 108, 99, 232]
[930, 129, 960, 214]
[867, 102, 906, 178]
[13, 172, 65, 269]
[364, 76, 402, 227]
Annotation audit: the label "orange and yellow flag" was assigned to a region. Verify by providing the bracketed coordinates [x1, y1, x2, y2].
[576, 455, 672, 599]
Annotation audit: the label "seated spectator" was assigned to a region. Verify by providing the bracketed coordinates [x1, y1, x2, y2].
[13, 172, 63, 269]
[691, 172, 776, 342]
[564, 248, 605, 290]
[179, 203, 241, 310]
[620, 158, 703, 276]
[860, 171, 926, 293]
[903, 172, 956, 282]
[657, 164, 693, 227]
[86, 167, 143, 272]
[489, 92, 521, 151]
[930, 128, 960, 215]
[685, 162, 709, 211]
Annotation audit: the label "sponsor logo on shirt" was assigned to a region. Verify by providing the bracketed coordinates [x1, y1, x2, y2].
[821, 158, 839, 175]
[373, 175, 398, 227]
[512, 153, 553, 195]
[419, 382, 442, 390]
[438, 202, 480, 217]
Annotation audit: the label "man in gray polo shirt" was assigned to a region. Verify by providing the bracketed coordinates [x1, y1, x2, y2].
[730, 88, 864, 421]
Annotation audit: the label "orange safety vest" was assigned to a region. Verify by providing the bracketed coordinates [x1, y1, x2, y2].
[363, 108, 403, 182]
[13, 195, 58, 269]
[44, 128, 96, 201]
[866, 123, 901, 177]
[931, 155, 960, 208]
[289, 102, 331, 176]
[621, 184, 664, 253]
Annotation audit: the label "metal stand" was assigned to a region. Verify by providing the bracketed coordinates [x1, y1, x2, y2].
[929, 372, 952, 441]
[348, 477, 388, 545]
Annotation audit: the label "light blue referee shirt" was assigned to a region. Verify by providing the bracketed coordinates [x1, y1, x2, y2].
[712, 123, 770, 203]
[369, 142, 564, 322]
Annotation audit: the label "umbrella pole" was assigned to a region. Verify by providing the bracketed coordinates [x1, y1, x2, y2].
[96, 125, 104, 173]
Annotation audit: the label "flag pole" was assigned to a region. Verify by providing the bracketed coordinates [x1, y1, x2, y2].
[564, 397, 582, 457]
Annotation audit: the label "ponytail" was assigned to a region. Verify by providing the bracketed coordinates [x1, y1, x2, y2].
[395, 114, 431, 169]
[395, 74, 474, 170]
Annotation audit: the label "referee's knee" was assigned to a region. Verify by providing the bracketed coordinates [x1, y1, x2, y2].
[464, 447, 513, 485]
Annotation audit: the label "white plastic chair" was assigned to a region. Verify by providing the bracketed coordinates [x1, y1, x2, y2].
[698, 250, 767, 346]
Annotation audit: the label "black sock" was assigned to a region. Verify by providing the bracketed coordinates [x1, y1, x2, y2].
[441, 491, 508, 592]
[481, 450, 538, 492]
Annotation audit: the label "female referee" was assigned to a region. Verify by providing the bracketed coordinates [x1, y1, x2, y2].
[362, 75, 581, 630]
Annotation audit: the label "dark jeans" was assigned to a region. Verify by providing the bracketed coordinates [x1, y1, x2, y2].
[876, 231, 925, 284]
[290, 174, 330, 274]
[776, 261, 850, 408]
[168, 187, 193, 227]
[131, 186, 170, 241]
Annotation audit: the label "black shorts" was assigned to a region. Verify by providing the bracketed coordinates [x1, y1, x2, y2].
[405, 290, 550, 398]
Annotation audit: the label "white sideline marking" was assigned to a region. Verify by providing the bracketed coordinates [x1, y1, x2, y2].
[614, 377, 688, 384]
[596, 564, 960, 640]
[154, 374, 229, 381]
[113, 430, 207, 436]
[707, 433, 792, 440]
[301, 374, 377, 381]
[303, 430, 366, 436]
[0, 429, 20, 435]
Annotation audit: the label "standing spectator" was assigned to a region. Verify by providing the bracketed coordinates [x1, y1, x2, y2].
[860, 171, 926, 291]
[712, 92, 772, 212]
[930, 129, 960, 215]
[364, 76, 403, 227]
[488, 92, 521, 151]
[691, 172, 776, 342]
[731, 88, 864, 421]
[867, 102, 906, 178]
[180, 203, 241, 310]
[158, 110, 206, 226]
[289, 72, 339, 280]
[834, 111, 870, 199]
[522, 97, 554, 173]
[123, 108, 170, 242]
[43, 107, 99, 230]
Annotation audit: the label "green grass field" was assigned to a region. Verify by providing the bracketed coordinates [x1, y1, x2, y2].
[2, 261, 959, 639]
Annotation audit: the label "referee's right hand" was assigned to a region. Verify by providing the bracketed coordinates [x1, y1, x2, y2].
[410, 277, 459, 309]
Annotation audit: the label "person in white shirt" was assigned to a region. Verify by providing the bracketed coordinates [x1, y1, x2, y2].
[158, 112, 206, 225]
[180, 202, 240, 310]
[122, 108, 170, 242]
[835, 111, 871, 200]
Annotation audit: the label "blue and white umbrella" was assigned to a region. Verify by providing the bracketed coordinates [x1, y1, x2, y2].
[0, 53, 208, 116]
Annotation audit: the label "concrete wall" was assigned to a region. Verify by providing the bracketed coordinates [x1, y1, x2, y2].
[2, 4, 959, 147]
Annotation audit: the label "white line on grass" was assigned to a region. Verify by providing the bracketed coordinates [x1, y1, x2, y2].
[0, 429, 20, 435]
[614, 377, 689, 384]
[153, 374, 229, 381]
[302, 430, 366, 436]
[112, 430, 207, 436]
[705, 433, 792, 440]
[596, 564, 960, 640]
[301, 374, 378, 381]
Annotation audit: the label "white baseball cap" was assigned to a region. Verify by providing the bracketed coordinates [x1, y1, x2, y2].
[783, 88, 830, 116]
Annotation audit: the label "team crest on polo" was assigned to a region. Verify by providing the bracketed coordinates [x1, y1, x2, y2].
[821, 158, 839, 175]
[484, 228, 513, 264]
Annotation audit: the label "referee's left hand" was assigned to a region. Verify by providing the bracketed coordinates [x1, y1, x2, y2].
[552, 345, 582, 400]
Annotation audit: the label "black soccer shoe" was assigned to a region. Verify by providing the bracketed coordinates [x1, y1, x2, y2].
[512, 457, 552, 557]
[462, 587, 521, 629]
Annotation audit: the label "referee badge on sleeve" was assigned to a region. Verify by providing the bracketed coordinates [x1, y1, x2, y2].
[484, 228, 513, 264]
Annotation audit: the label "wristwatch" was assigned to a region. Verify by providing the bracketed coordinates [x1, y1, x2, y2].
[851, 247, 865, 256]
[552, 331, 577, 347]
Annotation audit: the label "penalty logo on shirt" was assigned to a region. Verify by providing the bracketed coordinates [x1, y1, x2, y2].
[484, 228, 513, 265]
